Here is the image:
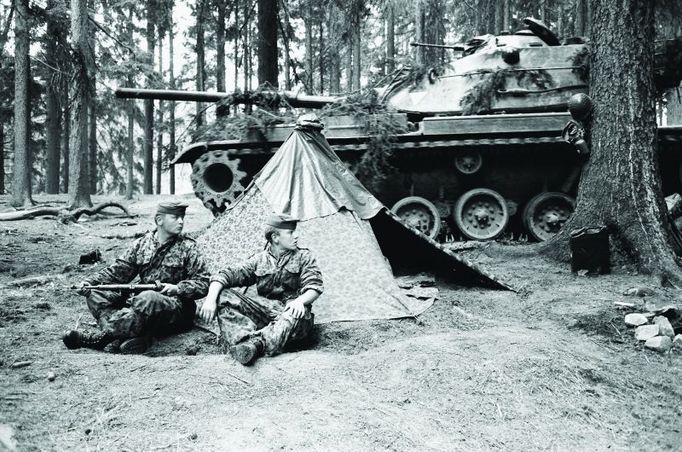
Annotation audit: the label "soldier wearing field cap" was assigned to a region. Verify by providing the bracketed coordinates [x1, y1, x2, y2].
[199, 213, 324, 365]
[62, 200, 210, 354]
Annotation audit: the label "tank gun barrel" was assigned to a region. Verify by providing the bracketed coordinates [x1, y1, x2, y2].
[115, 87, 343, 108]
[410, 42, 465, 51]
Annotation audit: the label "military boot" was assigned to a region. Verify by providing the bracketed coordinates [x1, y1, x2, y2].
[229, 338, 264, 365]
[62, 330, 115, 350]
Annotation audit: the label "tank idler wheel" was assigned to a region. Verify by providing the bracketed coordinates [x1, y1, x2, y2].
[454, 152, 483, 175]
[391, 196, 441, 239]
[522, 192, 575, 241]
[190, 151, 248, 215]
[453, 188, 509, 240]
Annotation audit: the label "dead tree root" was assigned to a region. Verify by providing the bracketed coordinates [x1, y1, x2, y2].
[0, 202, 132, 222]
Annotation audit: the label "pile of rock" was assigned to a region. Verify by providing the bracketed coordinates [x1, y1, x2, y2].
[623, 307, 682, 353]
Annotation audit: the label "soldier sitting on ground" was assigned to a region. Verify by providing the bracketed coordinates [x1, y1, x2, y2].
[198, 214, 324, 365]
[62, 201, 210, 354]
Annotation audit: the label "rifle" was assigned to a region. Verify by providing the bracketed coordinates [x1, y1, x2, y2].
[70, 281, 163, 292]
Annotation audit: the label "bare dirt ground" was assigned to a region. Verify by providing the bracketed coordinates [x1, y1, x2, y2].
[0, 194, 680, 451]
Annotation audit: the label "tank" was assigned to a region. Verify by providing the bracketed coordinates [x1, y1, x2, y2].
[116, 18, 682, 242]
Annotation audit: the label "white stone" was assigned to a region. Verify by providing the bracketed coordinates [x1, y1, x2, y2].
[653, 316, 675, 338]
[673, 335, 682, 349]
[624, 313, 648, 327]
[645, 336, 672, 352]
[635, 324, 659, 341]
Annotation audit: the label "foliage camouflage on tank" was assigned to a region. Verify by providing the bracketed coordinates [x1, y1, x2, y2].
[115, 18, 682, 242]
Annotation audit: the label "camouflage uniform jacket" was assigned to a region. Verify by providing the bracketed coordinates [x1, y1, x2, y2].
[211, 246, 324, 302]
[85, 231, 210, 300]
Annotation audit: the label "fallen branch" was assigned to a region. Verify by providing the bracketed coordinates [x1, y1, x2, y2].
[0, 202, 132, 222]
[1, 273, 64, 288]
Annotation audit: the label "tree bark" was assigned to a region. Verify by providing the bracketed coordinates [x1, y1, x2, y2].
[386, 1, 395, 74]
[304, 2, 313, 93]
[168, 10, 176, 194]
[195, 0, 205, 126]
[502, 0, 510, 32]
[352, 24, 361, 90]
[415, 0, 425, 65]
[318, 22, 324, 93]
[345, 44, 352, 91]
[278, 0, 292, 90]
[0, 123, 4, 194]
[216, 0, 226, 92]
[543, 0, 682, 282]
[575, 0, 588, 37]
[61, 103, 70, 193]
[144, 0, 155, 194]
[156, 33, 163, 195]
[125, 5, 134, 200]
[45, 0, 61, 194]
[88, 0, 96, 195]
[67, 0, 93, 208]
[257, 0, 278, 88]
[11, 0, 32, 207]
[234, 0, 239, 91]
[327, 3, 340, 93]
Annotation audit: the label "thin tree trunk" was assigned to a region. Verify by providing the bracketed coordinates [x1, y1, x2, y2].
[279, 0, 291, 90]
[144, 0, 155, 194]
[386, 1, 395, 74]
[169, 12, 176, 194]
[62, 104, 70, 192]
[543, 0, 681, 281]
[88, 0, 96, 195]
[11, 0, 32, 207]
[125, 5, 134, 200]
[318, 22, 324, 92]
[415, 0, 425, 65]
[257, 0, 278, 88]
[353, 25, 361, 90]
[503, 0, 510, 32]
[196, 0, 205, 126]
[216, 0, 226, 92]
[304, 3, 313, 93]
[245, 10, 252, 92]
[45, 0, 61, 194]
[156, 33, 163, 194]
[68, 0, 93, 208]
[234, 0, 239, 91]
[345, 44, 352, 91]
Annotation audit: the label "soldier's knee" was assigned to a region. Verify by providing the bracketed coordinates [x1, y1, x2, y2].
[131, 290, 165, 313]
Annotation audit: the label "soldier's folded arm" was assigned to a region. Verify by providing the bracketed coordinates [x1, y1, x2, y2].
[200, 256, 259, 322]
[174, 244, 211, 300]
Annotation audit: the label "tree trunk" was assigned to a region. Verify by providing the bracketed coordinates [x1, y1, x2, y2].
[304, 4, 313, 93]
[169, 11, 176, 194]
[68, 0, 93, 208]
[279, 0, 292, 90]
[234, 0, 239, 91]
[503, 0, 510, 32]
[386, 1, 395, 74]
[575, 0, 588, 37]
[543, 0, 681, 282]
[667, 89, 682, 125]
[345, 44, 352, 91]
[45, 0, 61, 194]
[327, 3, 340, 93]
[88, 0, 96, 195]
[196, 0, 205, 126]
[494, 1, 504, 35]
[415, 0, 425, 65]
[216, 0, 226, 92]
[257, 0, 278, 88]
[318, 22, 324, 93]
[11, 0, 32, 207]
[156, 33, 163, 195]
[125, 5, 134, 200]
[352, 25, 361, 90]
[61, 104, 70, 193]
[144, 0, 155, 194]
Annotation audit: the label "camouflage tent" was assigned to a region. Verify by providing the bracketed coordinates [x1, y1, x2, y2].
[197, 117, 509, 323]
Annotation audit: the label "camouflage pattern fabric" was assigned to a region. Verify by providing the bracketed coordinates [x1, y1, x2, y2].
[210, 246, 324, 302]
[217, 289, 314, 356]
[83, 231, 209, 338]
[85, 231, 210, 300]
[87, 290, 194, 339]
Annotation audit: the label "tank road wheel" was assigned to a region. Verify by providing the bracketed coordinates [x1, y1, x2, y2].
[453, 188, 509, 240]
[391, 196, 441, 239]
[190, 151, 248, 215]
[522, 192, 575, 242]
[454, 152, 483, 175]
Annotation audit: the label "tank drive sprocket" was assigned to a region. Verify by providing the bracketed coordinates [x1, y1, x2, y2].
[190, 150, 248, 215]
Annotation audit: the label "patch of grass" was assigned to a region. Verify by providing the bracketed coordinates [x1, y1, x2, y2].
[568, 307, 627, 342]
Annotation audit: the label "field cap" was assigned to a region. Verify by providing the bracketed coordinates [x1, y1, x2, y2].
[157, 201, 189, 216]
[266, 213, 297, 230]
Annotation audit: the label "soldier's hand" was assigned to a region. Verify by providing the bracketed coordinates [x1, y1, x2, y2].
[76, 282, 91, 297]
[160, 283, 180, 296]
[284, 299, 306, 319]
[199, 299, 217, 323]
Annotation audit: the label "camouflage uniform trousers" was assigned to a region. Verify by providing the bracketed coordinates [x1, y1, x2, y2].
[216, 289, 314, 356]
[86, 289, 195, 339]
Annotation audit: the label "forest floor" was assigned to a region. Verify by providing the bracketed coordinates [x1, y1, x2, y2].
[0, 194, 680, 451]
